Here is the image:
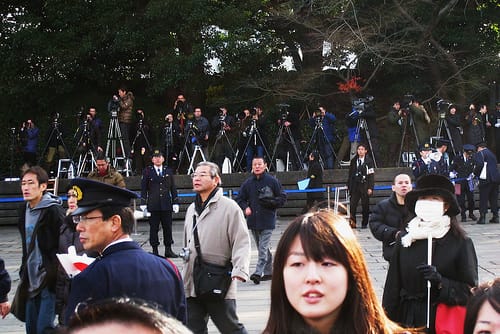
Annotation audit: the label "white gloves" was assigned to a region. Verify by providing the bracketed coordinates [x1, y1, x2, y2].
[172, 204, 179, 213]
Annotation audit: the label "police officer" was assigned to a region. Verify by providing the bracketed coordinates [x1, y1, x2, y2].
[412, 142, 439, 179]
[450, 144, 477, 222]
[433, 138, 450, 177]
[141, 149, 179, 257]
[65, 178, 186, 324]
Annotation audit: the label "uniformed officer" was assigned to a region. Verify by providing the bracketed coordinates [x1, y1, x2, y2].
[65, 178, 186, 324]
[412, 142, 439, 179]
[141, 149, 179, 257]
[450, 144, 477, 222]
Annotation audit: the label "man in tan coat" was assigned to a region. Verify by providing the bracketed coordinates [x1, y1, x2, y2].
[182, 161, 250, 334]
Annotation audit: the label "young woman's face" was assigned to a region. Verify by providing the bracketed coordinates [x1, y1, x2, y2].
[283, 236, 348, 333]
[67, 190, 78, 212]
[473, 300, 500, 334]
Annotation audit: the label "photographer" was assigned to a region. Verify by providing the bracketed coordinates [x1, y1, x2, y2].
[444, 104, 464, 155]
[161, 113, 182, 170]
[173, 94, 193, 132]
[408, 98, 431, 146]
[75, 107, 103, 155]
[43, 111, 68, 175]
[184, 107, 210, 159]
[275, 106, 302, 170]
[211, 106, 236, 171]
[234, 108, 252, 172]
[357, 97, 381, 166]
[116, 85, 135, 158]
[131, 108, 154, 174]
[308, 105, 336, 169]
[244, 105, 269, 172]
[386, 100, 403, 167]
[20, 119, 39, 167]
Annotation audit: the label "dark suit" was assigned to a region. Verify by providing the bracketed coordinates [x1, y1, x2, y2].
[347, 155, 375, 227]
[141, 166, 178, 249]
[65, 241, 186, 324]
[473, 147, 499, 220]
[450, 153, 476, 218]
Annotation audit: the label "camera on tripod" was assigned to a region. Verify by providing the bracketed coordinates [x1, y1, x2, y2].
[436, 99, 452, 119]
[277, 103, 290, 122]
[351, 96, 374, 114]
[108, 95, 120, 117]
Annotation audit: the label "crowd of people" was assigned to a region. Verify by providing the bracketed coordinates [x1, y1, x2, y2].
[3, 92, 499, 333]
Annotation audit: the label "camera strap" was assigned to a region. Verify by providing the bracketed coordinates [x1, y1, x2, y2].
[192, 215, 204, 262]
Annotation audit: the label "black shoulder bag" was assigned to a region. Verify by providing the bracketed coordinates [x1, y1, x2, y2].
[192, 215, 233, 300]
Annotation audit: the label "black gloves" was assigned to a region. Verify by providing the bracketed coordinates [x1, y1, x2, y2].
[416, 263, 442, 286]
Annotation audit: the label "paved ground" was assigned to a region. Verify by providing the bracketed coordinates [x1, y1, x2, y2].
[1, 213, 498, 333]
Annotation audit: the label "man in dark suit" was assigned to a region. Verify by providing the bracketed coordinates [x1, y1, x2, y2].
[141, 149, 179, 257]
[65, 178, 186, 324]
[347, 143, 375, 228]
[474, 142, 500, 224]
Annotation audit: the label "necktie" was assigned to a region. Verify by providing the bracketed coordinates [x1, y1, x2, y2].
[157, 168, 162, 176]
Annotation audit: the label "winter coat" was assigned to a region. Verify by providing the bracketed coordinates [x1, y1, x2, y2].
[141, 166, 178, 211]
[347, 155, 375, 192]
[118, 91, 134, 124]
[66, 241, 186, 324]
[444, 113, 464, 153]
[87, 166, 126, 188]
[474, 148, 500, 184]
[409, 104, 430, 144]
[17, 194, 65, 294]
[383, 230, 478, 332]
[306, 160, 324, 202]
[368, 193, 409, 261]
[412, 157, 439, 179]
[236, 172, 287, 230]
[182, 188, 251, 299]
[464, 110, 485, 145]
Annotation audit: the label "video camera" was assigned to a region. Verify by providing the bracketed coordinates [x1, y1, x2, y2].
[436, 99, 452, 119]
[108, 95, 120, 117]
[277, 103, 290, 122]
[401, 94, 415, 110]
[351, 96, 374, 114]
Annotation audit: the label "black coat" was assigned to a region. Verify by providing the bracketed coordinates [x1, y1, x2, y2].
[347, 155, 375, 192]
[383, 231, 478, 332]
[306, 160, 324, 201]
[368, 193, 408, 261]
[141, 166, 178, 211]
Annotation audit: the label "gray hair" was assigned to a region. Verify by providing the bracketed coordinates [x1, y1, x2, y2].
[196, 161, 221, 185]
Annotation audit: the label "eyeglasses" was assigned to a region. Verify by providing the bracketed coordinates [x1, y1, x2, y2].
[190, 173, 212, 179]
[72, 215, 103, 224]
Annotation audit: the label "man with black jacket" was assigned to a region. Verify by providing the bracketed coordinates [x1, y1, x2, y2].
[347, 143, 375, 229]
[14, 166, 65, 332]
[141, 149, 179, 257]
[369, 173, 412, 261]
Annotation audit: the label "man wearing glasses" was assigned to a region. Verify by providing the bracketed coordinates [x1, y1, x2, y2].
[182, 161, 251, 333]
[64, 178, 186, 325]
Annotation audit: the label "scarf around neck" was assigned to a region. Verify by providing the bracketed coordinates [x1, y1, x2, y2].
[401, 215, 451, 247]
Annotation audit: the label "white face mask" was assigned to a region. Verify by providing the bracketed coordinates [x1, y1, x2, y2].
[414, 199, 445, 222]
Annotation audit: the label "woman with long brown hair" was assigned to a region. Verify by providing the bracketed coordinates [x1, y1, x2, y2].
[263, 210, 415, 334]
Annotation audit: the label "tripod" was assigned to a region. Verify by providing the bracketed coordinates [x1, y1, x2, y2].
[105, 111, 130, 176]
[177, 124, 206, 174]
[209, 125, 237, 172]
[236, 119, 273, 171]
[270, 123, 303, 171]
[397, 113, 420, 167]
[38, 119, 71, 175]
[303, 118, 338, 169]
[163, 123, 176, 167]
[8, 127, 18, 178]
[72, 120, 97, 176]
[435, 117, 457, 155]
[353, 117, 378, 168]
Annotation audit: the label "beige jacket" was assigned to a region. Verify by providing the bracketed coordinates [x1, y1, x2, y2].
[182, 188, 251, 299]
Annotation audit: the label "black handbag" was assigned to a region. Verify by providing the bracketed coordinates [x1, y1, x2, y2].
[192, 216, 233, 301]
[258, 185, 279, 209]
[11, 277, 28, 322]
